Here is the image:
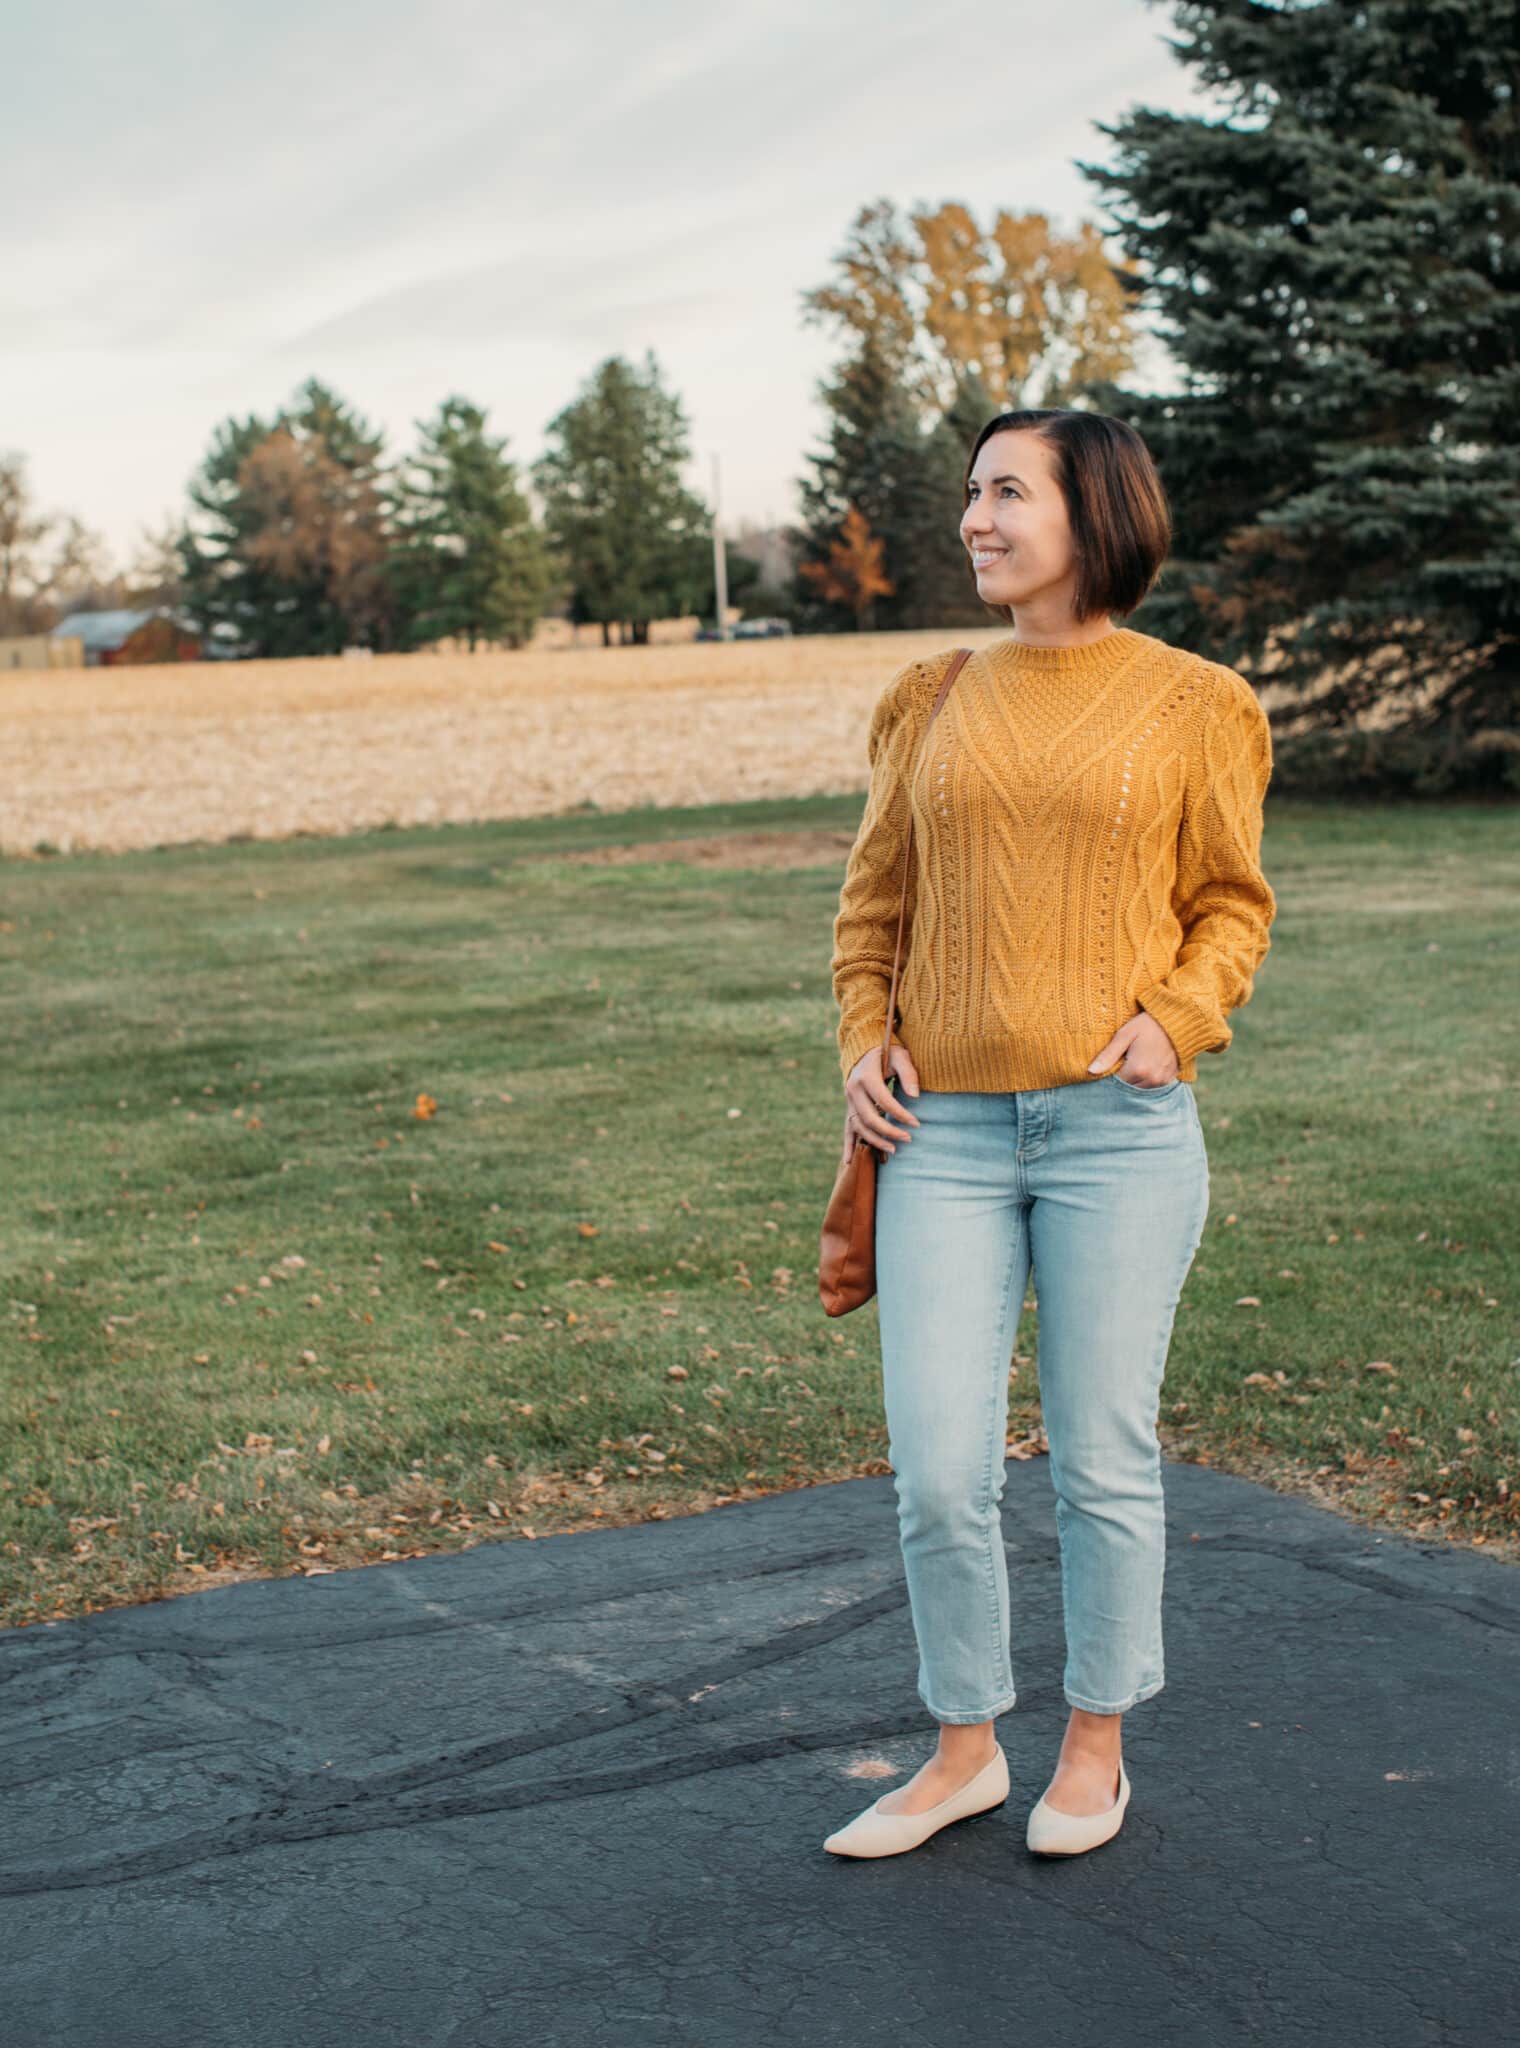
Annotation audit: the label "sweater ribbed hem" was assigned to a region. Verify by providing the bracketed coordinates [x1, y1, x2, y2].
[898, 1028, 1201, 1094]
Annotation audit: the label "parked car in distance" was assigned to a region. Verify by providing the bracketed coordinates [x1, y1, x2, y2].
[696, 617, 794, 640]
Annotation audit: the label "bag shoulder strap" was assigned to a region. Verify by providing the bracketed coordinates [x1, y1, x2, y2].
[877, 647, 974, 1075]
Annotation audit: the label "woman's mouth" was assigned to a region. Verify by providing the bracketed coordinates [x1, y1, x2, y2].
[970, 549, 1007, 569]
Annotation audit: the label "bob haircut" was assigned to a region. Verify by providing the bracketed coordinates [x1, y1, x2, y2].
[962, 408, 1172, 625]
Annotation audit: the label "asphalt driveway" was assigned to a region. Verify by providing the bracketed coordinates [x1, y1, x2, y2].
[2, 1458, 1515, 2046]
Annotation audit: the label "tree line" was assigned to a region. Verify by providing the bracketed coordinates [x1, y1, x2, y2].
[0, 353, 778, 658]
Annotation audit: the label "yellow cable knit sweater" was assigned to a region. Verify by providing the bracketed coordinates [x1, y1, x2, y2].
[831, 626, 1276, 1092]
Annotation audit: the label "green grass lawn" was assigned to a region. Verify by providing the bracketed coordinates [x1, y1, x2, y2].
[1, 792, 1516, 1628]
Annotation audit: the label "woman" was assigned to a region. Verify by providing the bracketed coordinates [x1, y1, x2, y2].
[823, 407, 1276, 1860]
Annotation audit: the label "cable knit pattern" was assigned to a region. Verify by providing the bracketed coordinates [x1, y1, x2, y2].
[830, 626, 1276, 1090]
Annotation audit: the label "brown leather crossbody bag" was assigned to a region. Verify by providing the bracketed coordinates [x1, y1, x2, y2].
[818, 647, 973, 1316]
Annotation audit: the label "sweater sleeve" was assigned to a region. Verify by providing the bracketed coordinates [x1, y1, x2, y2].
[1133, 668, 1277, 1066]
[830, 658, 939, 1083]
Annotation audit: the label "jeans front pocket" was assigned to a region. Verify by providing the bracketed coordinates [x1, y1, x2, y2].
[1107, 1071, 1183, 1098]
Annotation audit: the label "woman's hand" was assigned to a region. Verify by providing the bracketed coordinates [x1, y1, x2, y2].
[1087, 1011, 1181, 1088]
[842, 1045, 921, 1159]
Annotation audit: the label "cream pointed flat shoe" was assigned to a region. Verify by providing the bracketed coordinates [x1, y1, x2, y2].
[823, 1744, 1010, 1859]
[1025, 1758, 1130, 1856]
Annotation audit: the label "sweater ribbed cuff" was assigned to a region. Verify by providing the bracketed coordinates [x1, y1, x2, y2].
[1134, 982, 1229, 1066]
[838, 1021, 906, 1084]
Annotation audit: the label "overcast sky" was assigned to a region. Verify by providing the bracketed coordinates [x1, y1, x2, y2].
[5, 0, 1212, 570]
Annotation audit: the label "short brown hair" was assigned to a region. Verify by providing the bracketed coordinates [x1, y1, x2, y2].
[962, 408, 1172, 623]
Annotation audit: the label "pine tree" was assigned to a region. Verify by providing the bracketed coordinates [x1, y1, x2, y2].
[1076, 0, 1520, 732]
[385, 397, 556, 651]
[794, 337, 987, 632]
[530, 353, 711, 646]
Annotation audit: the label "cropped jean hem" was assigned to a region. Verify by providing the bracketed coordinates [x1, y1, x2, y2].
[922, 1688, 1019, 1726]
[1064, 1675, 1164, 1715]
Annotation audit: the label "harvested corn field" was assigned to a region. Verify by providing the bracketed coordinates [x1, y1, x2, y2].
[1, 630, 1007, 857]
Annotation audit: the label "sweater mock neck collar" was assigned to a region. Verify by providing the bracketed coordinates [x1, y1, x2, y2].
[983, 625, 1144, 679]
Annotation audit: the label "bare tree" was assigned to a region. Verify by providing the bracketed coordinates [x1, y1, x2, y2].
[0, 452, 110, 635]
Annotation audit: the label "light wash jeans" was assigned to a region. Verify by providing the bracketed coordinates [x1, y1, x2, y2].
[873, 1073, 1210, 1722]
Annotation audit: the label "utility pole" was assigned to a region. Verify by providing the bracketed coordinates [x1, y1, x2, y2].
[711, 452, 730, 641]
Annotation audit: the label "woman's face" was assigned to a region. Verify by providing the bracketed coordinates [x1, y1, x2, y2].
[961, 428, 1087, 623]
